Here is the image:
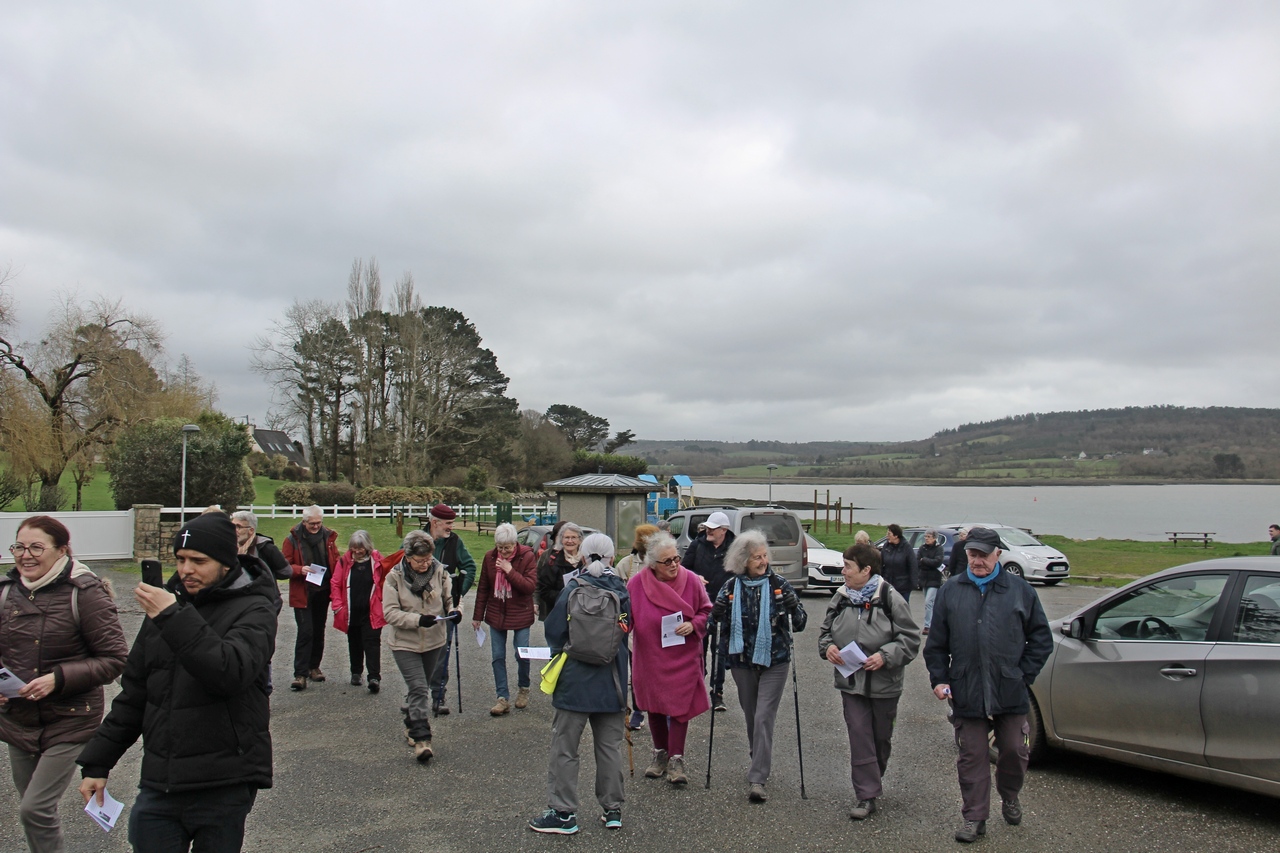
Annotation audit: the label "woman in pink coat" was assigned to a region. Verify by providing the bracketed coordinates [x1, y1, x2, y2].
[627, 531, 712, 786]
[330, 530, 387, 693]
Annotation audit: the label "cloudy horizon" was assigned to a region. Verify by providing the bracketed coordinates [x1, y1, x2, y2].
[3, 2, 1277, 444]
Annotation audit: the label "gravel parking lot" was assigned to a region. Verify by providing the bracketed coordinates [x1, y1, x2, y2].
[3, 571, 1277, 852]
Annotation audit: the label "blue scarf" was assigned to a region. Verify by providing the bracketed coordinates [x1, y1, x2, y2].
[967, 563, 1001, 593]
[729, 575, 773, 667]
[842, 573, 882, 608]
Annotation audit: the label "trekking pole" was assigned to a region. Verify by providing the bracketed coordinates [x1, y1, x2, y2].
[790, 647, 807, 799]
[454, 618, 463, 714]
[705, 626, 718, 790]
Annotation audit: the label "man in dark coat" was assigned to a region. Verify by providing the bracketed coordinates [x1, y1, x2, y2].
[425, 503, 477, 715]
[78, 513, 278, 853]
[680, 511, 735, 710]
[1269, 524, 1280, 556]
[282, 506, 340, 690]
[924, 527, 1052, 845]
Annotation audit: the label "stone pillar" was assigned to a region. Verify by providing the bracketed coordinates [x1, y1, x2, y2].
[133, 504, 162, 560]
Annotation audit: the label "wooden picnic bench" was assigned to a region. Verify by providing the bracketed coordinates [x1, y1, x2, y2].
[476, 521, 498, 535]
[1167, 531, 1215, 548]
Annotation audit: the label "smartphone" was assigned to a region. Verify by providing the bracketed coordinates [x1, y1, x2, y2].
[141, 559, 164, 587]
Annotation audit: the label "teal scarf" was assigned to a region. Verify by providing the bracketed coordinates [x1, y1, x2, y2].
[967, 563, 1001, 593]
[729, 575, 773, 667]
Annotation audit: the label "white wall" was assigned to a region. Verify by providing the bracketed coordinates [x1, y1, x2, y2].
[0, 511, 135, 564]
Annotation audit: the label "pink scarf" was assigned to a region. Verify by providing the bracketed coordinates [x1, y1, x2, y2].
[493, 568, 512, 601]
[637, 565, 693, 614]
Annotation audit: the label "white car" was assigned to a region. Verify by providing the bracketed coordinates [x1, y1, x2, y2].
[937, 523, 1070, 585]
[804, 533, 845, 592]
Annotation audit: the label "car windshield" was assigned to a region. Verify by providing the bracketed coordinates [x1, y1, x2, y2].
[995, 528, 1043, 547]
[742, 514, 800, 546]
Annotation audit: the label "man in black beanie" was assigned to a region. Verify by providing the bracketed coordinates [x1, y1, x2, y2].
[78, 512, 278, 853]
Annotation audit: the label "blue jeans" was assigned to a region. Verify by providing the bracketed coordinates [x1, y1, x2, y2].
[924, 586, 938, 629]
[128, 783, 257, 853]
[491, 626, 531, 699]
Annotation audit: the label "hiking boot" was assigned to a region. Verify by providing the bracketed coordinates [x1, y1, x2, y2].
[849, 798, 877, 820]
[350, 673, 362, 686]
[1002, 798, 1022, 826]
[515, 687, 530, 709]
[432, 698, 450, 716]
[491, 697, 510, 716]
[749, 783, 767, 803]
[665, 756, 688, 785]
[600, 809, 622, 830]
[627, 710, 645, 730]
[712, 693, 727, 712]
[309, 668, 326, 682]
[290, 676, 306, 691]
[528, 809, 578, 835]
[413, 740, 433, 763]
[644, 749, 669, 779]
[367, 678, 380, 694]
[955, 819, 986, 843]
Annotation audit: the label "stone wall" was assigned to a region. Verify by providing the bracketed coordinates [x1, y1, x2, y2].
[131, 504, 185, 560]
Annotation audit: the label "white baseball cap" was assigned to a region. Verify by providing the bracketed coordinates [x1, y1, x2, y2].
[704, 511, 731, 530]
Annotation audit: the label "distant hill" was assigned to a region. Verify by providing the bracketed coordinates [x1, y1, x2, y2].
[634, 406, 1280, 481]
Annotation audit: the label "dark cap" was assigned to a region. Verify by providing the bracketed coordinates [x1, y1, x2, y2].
[429, 503, 457, 521]
[963, 527, 1002, 555]
[173, 513, 238, 569]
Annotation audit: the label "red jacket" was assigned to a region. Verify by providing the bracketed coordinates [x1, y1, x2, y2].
[330, 550, 388, 632]
[281, 524, 340, 609]
[472, 544, 537, 631]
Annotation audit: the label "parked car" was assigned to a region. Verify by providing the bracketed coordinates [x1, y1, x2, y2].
[934, 523, 1070, 585]
[515, 524, 600, 562]
[1024, 557, 1280, 797]
[804, 532, 845, 592]
[665, 505, 809, 590]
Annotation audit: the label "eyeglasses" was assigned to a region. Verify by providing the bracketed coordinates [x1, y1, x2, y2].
[656, 556, 681, 567]
[10, 543, 48, 557]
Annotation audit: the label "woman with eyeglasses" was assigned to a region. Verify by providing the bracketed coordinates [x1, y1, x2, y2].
[627, 532, 712, 786]
[471, 523, 538, 716]
[1, 516, 128, 853]
[382, 531, 462, 762]
[330, 530, 387, 693]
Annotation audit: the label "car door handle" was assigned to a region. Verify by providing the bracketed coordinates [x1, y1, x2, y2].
[1159, 666, 1198, 680]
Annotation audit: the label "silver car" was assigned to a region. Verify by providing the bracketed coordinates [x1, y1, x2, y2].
[1028, 557, 1280, 797]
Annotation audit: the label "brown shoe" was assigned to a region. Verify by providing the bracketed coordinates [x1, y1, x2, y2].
[665, 756, 688, 785]
[309, 668, 326, 682]
[644, 749, 668, 779]
[414, 740, 433, 762]
[290, 676, 306, 691]
[490, 697, 511, 716]
[514, 687, 530, 709]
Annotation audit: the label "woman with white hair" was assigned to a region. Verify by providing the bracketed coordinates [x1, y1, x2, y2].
[536, 522, 585, 620]
[472, 523, 538, 715]
[331, 530, 387, 693]
[710, 530, 807, 803]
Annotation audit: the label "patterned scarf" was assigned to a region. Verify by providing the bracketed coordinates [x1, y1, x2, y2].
[842, 573, 882, 607]
[404, 559, 438, 599]
[729, 575, 773, 667]
[493, 565, 512, 600]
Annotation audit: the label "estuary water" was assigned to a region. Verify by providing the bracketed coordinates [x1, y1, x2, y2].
[691, 482, 1280, 543]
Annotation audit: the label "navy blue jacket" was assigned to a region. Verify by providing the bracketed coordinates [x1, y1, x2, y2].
[923, 567, 1052, 719]
[545, 571, 630, 714]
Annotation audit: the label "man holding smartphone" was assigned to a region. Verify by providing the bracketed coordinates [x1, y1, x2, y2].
[78, 512, 278, 853]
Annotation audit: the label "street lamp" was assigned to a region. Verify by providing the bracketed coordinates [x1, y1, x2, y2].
[180, 424, 201, 522]
[766, 463, 779, 504]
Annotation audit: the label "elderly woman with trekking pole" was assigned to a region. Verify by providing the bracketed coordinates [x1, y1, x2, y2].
[627, 532, 712, 786]
[819, 543, 920, 821]
[709, 530, 807, 803]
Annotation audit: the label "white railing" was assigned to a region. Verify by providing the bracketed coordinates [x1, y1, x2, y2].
[0, 510, 135, 564]
[158, 503, 559, 522]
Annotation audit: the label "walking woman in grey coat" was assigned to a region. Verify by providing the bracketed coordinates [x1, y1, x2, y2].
[818, 543, 920, 822]
[710, 530, 806, 803]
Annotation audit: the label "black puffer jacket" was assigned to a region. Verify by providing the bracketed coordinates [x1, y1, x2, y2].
[923, 568, 1052, 719]
[682, 530, 736, 599]
[879, 539, 918, 597]
[77, 556, 278, 792]
[917, 542, 946, 589]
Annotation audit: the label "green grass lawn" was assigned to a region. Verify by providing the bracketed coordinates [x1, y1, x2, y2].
[5, 466, 118, 512]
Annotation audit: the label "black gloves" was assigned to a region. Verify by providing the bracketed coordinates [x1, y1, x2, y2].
[418, 614, 437, 628]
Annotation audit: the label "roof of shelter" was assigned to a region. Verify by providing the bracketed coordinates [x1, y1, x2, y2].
[543, 473, 658, 493]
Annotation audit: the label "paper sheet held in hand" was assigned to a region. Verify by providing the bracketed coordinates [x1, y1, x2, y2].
[833, 640, 868, 678]
[661, 612, 685, 647]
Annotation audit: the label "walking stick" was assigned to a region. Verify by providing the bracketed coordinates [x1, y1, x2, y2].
[705, 626, 718, 790]
[790, 647, 807, 799]
[454, 617, 463, 714]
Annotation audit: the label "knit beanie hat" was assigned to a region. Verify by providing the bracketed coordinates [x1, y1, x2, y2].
[174, 513, 239, 569]
[429, 503, 457, 521]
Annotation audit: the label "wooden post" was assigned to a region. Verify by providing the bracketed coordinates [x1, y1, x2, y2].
[849, 504, 854, 529]
[813, 490, 818, 535]
[835, 498, 842, 533]
[395, 511, 404, 539]
[825, 489, 830, 535]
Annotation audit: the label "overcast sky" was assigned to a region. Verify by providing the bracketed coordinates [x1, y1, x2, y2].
[3, 2, 1277, 443]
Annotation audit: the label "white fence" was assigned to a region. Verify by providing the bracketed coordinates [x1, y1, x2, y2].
[0, 511, 135, 564]
[158, 503, 559, 522]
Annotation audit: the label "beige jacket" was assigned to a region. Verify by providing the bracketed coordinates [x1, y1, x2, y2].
[382, 559, 450, 653]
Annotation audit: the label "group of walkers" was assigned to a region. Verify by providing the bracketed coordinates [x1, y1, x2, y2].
[1, 507, 1055, 852]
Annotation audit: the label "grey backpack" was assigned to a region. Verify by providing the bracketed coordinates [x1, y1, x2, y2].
[563, 582, 624, 667]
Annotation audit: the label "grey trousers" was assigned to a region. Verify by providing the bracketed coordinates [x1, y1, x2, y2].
[393, 646, 446, 741]
[840, 692, 900, 801]
[956, 714, 1029, 820]
[8, 740, 84, 853]
[546, 708, 625, 815]
[729, 664, 790, 784]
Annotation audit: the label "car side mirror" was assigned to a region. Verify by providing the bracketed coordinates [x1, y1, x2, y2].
[1062, 617, 1085, 640]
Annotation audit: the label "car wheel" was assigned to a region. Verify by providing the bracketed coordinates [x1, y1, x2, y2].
[986, 694, 1048, 765]
[1004, 563, 1023, 578]
[1041, 579, 1061, 587]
